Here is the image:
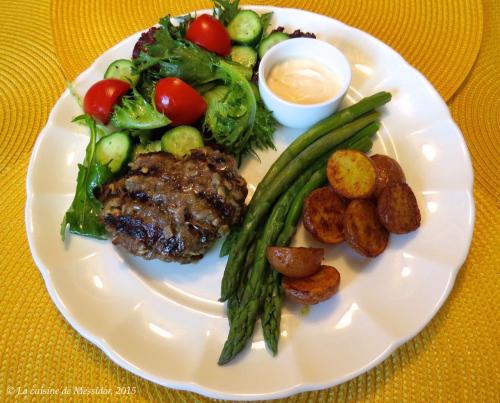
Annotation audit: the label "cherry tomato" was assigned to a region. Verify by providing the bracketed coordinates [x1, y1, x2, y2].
[83, 79, 131, 124]
[154, 78, 207, 126]
[186, 14, 231, 56]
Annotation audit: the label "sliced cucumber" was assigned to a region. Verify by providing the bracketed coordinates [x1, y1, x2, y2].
[104, 59, 140, 86]
[229, 46, 258, 69]
[95, 131, 132, 173]
[227, 10, 262, 45]
[161, 126, 204, 157]
[132, 140, 161, 159]
[258, 32, 289, 59]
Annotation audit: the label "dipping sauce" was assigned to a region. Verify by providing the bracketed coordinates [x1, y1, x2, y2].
[266, 58, 339, 104]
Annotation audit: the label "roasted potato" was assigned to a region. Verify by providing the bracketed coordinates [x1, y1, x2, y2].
[343, 199, 389, 257]
[283, 265, 341, 305]
[377, 182, 421, 233]
[327, 150, 377, 199]
[266, 246, 324, 278]
[370, 154, 406, 198]
[303, 186, 346, 244]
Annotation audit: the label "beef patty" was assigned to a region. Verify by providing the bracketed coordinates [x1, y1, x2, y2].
[98, 147, 247, 263]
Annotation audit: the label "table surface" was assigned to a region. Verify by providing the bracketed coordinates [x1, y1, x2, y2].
[1, 0, 499, 401]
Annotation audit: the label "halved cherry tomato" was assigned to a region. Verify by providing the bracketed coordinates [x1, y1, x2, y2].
[83, 79, 130, 124]
[185, 14, 231, 56]
[154, 77, 207, 126]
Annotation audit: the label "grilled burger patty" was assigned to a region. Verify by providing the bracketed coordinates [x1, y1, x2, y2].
[98, 147, 247, 263]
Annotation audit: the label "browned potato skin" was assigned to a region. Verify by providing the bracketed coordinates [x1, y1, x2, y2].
[370, 154, 406, 198]
[343, 199, 389, 257]
[283, 265, 341, 305]
[377, 182, 421, 233]
[303, 187, 346, 244]
[327, 150, 377, 199]
[266, 246, 324, 278]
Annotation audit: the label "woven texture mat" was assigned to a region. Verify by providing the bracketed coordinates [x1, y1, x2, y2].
[1, 0, 499, 401]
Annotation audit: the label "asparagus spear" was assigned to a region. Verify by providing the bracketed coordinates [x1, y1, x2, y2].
[220, 111, 380, 301]
[218, 206, 288, 364]
[220, 226, 239, 257]
[262, 123, 379, 353]
[261, 269, 282, 355]
[218, 156, 329, 364]
[227, 239, 257, 326]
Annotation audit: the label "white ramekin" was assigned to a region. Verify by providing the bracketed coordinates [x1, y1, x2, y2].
[258, 38, 351, 128]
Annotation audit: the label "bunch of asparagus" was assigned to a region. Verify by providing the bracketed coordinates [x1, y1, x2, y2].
[218, 92, 392, 364]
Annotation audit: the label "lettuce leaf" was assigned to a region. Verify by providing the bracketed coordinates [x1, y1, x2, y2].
[111, 88, 170, 130]
[213, 0, 240, 26]
[60, 116, 112, 240]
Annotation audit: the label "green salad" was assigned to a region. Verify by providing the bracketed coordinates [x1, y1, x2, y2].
[61, 0, 290, 241]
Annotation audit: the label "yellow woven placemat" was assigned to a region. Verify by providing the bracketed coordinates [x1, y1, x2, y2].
[1, 0, 499, 402]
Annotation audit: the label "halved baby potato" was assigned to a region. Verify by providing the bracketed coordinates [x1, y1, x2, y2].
[303, 186, 346, 244]
[327, 149, 377, 198]
[343, 199, 389, 257]
[266, 246, 324, 278]
[370, 154, 406, 198]
[283, 265, 341, 305]
[377, 182, 421, 233]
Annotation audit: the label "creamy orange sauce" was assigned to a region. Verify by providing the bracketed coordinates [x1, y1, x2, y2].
[267, 58, 339, 104]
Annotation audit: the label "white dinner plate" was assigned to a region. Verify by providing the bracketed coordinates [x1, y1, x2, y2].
[25, 6, 474, 400]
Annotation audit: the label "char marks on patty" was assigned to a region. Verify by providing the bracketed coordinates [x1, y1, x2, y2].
[98, 147, 247, 264]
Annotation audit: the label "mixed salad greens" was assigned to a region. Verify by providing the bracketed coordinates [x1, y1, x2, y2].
[61, 0, 305, 241]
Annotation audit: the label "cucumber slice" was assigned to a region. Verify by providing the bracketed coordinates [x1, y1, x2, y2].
[132, 140, 161, 159]
[104, 59, 140, 86]
[95, 131, 132, 173]
[227, 10, 262, 45]
[258, 32, 289, 59]
[161, 126, 204, 157]
[229, 46, 258, 69]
